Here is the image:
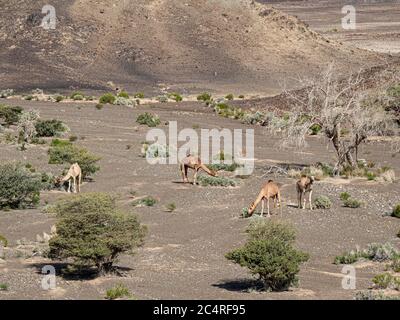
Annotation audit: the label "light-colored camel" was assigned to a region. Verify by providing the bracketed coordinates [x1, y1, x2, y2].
[248, 180, 282, 217]
[179, 155, 217, 185]
[57, 163, 82, 193]
[296, 175, 315, 210]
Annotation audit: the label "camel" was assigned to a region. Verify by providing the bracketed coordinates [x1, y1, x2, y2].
[296, 175, 315, 210]
[247, 180, 282, 217]
[179, 155, 217, 185]
[56, 163, 82, 193]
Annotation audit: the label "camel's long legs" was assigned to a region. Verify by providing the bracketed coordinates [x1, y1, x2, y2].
[309, 190, 313, 210]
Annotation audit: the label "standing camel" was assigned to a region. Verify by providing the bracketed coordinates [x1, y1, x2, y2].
[57, 163, 82, 193]
[247, 180, 282, 217]
[179, 155, 217, 185]
[296, 175, 315, 210]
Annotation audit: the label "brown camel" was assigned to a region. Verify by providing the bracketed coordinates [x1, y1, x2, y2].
[296, 175, 315, 210]
[179, 155, 217, 185]
[56, 163, 82, 193]
[248, 180, 282, 217]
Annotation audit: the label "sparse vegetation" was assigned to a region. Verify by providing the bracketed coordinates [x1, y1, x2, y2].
[136, 113, 161, 127]
[339, 192, 351, 201]
[134, 92, 145, 99]
[99, 93, 116, 104]
[118, 91, 130, 99]
[47, 193, 146, 274]
[0, 283, 8, 291]
[113, 96, 135, 107]
[226, 220, 309, 291]
[225, 94, 234, 100]
[132, 196, 157, 207]
[0, 105, 23, 126]
[197, 92, 212, 102]
[48, 144, 101, 178]
[105, 284, 131, 300]
[356, 290, 400, 300]
[0, 163, 42, 209]
[343, 198, 362, 208]
[167, 93, 183, 102]
[197, 175, 237, 187]
[372, 273, 400, 290]
[0, 234, 8, 247]
[314, 195, 332, 209]
[165, 203, 176, 212]
[35, 119, 68, 137]
[334, 243, 399, 264]
[392, 204, 400, 218]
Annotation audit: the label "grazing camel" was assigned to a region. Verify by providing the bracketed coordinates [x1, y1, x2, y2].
[296, 175, 315, 210]
[248, 180, 282, 217]
[57, 163, 82, 193]
[179, 155, 217, 185]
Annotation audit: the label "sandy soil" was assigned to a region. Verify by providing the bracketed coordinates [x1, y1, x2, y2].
[0, 98, 399, 300]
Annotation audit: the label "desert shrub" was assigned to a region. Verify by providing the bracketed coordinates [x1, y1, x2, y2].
[335, 243, 399, 264]
[387, 84, 400, 98]
[85, 96, 95, 101]
[118, 91, 130, 99]
[95, 103, 103, 110]
[340, 192, 351, 201]
[167, 93, 183, 102]
[0, 105, 23, 126]
[69, 135, 78, 142]
[197, 92, 212, 102]
[165, 203, 176, 212]
[343, 198, 362, 208]
[356, 290, 400, 300]
[392, 204, 400, 218]
[208, 162, 241, 172]
[0, 163, 42, 209]
[48, 144, 101, 178]
[0, 89, 14, 98]
[132, 196, 156, 207]
[143, 143, 169, 159]
[0, 234, 8, 247]
[309, 123, 322, 135]
[242, 111, 265, 125]
[366, 171, 377, 181]
[105, 284, 131, 300]
[214, 103, 245, 120]
[0, 284, 8, 291]
[99, 93, 116, 104]
[316, 162, 334, 177]
[35, 119, 68, 137]
[55, 95, 64, 103]
[134, 92, 144, 99]
[363, 243, 399, 262]
[238, 95, 245, 99]
[226, 220, 309, 291]
[156, 95, 168, 103]
[70, 92, 84, 100]
[50, 138, 72, 147]
[24, 95, 34, 101]
[372, 273, 400, 290]
[225, 94, 234, 100]
[17, 110, 40, 144]
[47, 193, 146, 274]
[136, 113, 161, 127]
[301, 166, 324, 180]
[197, 175, 237, 187]
[334, 250, 361, 265]
[390, 257, 400, 272]
[113, 96, 135, 107]
[378, 169, 396, 183]
[314, 195, 332, 209]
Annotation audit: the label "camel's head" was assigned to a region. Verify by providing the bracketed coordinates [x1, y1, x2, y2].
[54, 176, 64, 186]
[211, 170, 218, 177]
[310, 176, 315, 183]
[247, 203, 256, 216]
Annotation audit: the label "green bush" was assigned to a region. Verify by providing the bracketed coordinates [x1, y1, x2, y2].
[165, 203, 176, 212]
[238, 95, 245, 99]
[392, 204, 400, 218]
[118, 91, 130, 99]
[70, 92, 84, 100]
[197, 92, 212, 102]
[0, 284, 8, 291]
[314, 195, 332, 209]
[105, 284, 131, 300]
[309, 124, 322, 135]
[226, 220, 309, 291]
[0, 105, 23, 126]
[334, 251, 361, 265]
[0, 163, 42, 209]
[334, 243, 399, 264]
[95, 103, 103, 110]
[55, 96, 64, 103]
[343, 198, 362, 208]
[47, 193, 146, 274]
[132, 196, 156, 207]
[390, 257, 400, 272]
[339, 192, 351, 201]
[356, 290, 400, 300]
[372, 273, 400, 290]
[35, 119, 68, 137]
[99, 93, 116, 104]
[208, 162, 242, 172]
[225, 94, 234, 100]
[167, 93, 183, 102]
[136, 113, 161, 127]
[50, 139, 72, 147]
[48, 144, 101, 178]
[197, 175, 237, 187]
[0, 234, 8, 247]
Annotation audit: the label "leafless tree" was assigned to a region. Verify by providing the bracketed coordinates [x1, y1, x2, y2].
[270, 64, 396, 174]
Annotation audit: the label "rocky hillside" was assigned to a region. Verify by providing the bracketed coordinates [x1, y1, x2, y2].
[0, 0, 381, 94]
